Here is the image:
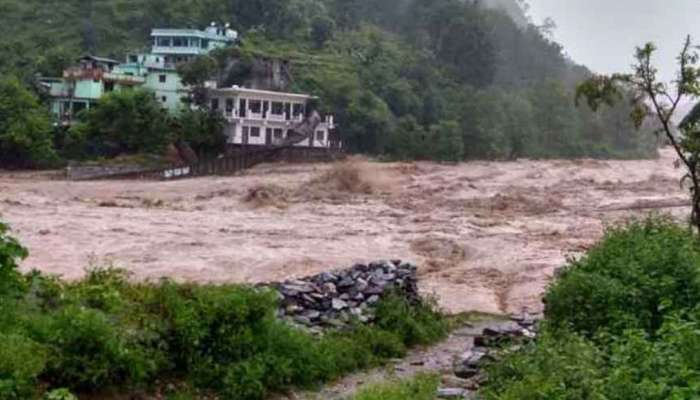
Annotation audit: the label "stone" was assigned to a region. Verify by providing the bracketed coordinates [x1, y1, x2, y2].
[303, 310, 321, 320]
[366, 295, 380, 305]
[454, 364, 479, 379]
[294, 316, 313, 326]
[322, 282, 337, 294]
[437, 388, 467, 399]
[365, 286, 385, 295]
[338, 277, 355, 288]
[354, 278, 369, 292]
[332, 298, 349, 310]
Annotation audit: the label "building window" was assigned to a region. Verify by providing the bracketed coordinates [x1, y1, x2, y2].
[249, 100, 262, 114]
[211, 98, 219, 111]
[274, 129, 283, 139]
[250, 127, 261, 137]
[161, 96, 167, 103]
[104, 82, 115, 92]
[225, 98, 234, 113]
[292, 103, 304, 117]
[159, 74, 167, 83]
[316, 131, 325, 141]
[239, 99, 247, 117]
[242, 126, 249, 136]
[157, 37, 170, 47]
[271, 102, 284, 115]
[173, 37, 185, 47]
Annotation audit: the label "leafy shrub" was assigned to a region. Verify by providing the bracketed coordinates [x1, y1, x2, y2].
[375, 293, 448, 347]
[544, 217, 700, 338]
[483, 218, 700, 399]
[0, 333, 47, 399]
[41, 305, 158, 391]
[0, 222, 28, 297]
[0, 220, 449, 399]
[483, 330, 604, 400]
[352, 373, 440, 400]
[43, 388, 78, 400]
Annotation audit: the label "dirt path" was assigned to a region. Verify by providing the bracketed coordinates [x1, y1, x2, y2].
[0, 149, 686, 315]
[272, 318, 500, 400]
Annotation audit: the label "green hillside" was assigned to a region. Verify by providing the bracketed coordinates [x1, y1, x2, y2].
[0, 0, 657, 163]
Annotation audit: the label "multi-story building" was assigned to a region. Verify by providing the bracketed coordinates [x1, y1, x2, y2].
[41, 24, 238, 121]
[209, 86, 339, 149]
[40, 55, 146, 125]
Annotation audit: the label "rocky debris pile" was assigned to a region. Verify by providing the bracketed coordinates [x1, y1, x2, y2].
[438, 315, 539, 398]
[272, 261, 419, 330]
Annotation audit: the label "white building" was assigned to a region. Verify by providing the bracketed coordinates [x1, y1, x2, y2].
[209, 86, 338, 149]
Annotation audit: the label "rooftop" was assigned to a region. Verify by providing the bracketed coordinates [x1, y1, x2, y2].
[151, 28, 236, 42]
[212, 86, 316, 100]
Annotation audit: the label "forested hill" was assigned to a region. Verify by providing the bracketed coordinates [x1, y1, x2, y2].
[0, 0, 657, 160]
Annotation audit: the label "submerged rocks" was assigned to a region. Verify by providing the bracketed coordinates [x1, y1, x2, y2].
[272, 260, 419, 329]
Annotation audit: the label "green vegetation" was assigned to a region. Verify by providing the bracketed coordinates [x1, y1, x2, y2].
[482, 217, 700, 399]
[351, 373, 440, 400]
[0, 77, 57, 169]
[0, 0, 658, 168]
[0, 221, 447, 399]
[67, 89, 172, 158]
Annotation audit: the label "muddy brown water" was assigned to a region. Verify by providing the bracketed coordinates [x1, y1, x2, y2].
[0, 149, 687, 315]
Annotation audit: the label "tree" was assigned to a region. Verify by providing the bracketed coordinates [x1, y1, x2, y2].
[0, 77, 57, 168]
[311, 16, 336, 48]
[431, 120, 464, 162]
[173, 109, 226, 158]
[68, 88, 171, 157]
[177, 55, 219, 107]
[577, 36, 700, 232]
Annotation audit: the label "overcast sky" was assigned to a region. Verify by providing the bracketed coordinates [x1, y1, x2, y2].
[527, 0, 700, 82]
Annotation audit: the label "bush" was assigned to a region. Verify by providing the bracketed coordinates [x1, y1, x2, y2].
[544, 217, 700, 338]
[0, 221, 449, 399]
[67, 89, 171, 158]
[0, 77, 58, 169]
[483, 218, 700, 399]
[375, 293, 448, 347]
[41, 305, 159, 391]
[0, 222, 28, 298]
[0, 333, 47, 399]
[352, 373, 440, 400]
[483, 330, 604, 400]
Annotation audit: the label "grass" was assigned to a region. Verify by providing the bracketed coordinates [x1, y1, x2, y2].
[351, 373, 440, 400]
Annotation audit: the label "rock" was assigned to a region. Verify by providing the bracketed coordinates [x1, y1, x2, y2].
[293, 316, 312, 326]
[338, 277, 355, 288]
[454, 364, 479, 379]
[437, 388, 467, 399]
[303, 310, 321, 320]
[322, 282, 337, 294]
[332, 298, 349, 310]
[272, 261, 420, 330]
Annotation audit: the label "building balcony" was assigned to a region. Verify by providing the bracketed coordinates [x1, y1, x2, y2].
[152, 46, 206, 56]
[103, 73, 146, 85]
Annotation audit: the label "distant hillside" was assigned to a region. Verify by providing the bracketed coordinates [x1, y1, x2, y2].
[0, 0, 658, 160]
[483, 0, 530, 27]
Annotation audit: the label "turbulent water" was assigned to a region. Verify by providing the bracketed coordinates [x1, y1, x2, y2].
[0, 148, 686, 315]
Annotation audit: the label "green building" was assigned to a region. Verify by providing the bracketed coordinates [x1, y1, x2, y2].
[40, 24, 237, 123]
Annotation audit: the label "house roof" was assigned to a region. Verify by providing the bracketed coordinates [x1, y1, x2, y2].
[79, 55, 121, 65]
[151, 28, 235, 42]
[212, 86, 316, 101]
